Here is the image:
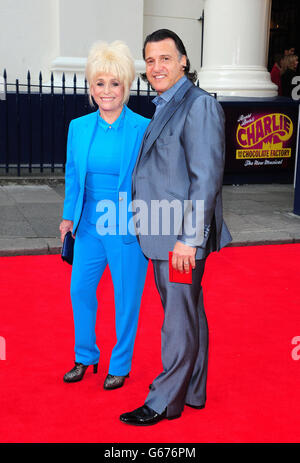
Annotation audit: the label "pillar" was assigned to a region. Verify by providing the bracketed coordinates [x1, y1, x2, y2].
[50, 0, 145, 89]
[0, 76, 4, 100]
[198, 0, 277, 97]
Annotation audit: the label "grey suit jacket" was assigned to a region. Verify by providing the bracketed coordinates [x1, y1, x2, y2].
[132, 78, 232, 260]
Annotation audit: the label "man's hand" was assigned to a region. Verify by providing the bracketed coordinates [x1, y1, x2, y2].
[59, 219, 74, 243]
[172, 241, 196, 273]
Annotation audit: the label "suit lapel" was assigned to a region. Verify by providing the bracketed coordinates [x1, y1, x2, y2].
[141, 79, 193, 156]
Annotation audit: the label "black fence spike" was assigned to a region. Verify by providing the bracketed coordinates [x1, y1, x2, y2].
[39, 71, 42, 92]
[27, 70, 33, 173]
[15, 79, 21, 176]
[50, 72, 54, 93]
[27, 70, 31, 93]
[73, 73, 77, 95]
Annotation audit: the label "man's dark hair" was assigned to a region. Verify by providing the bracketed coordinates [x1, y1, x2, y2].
[141, 29, 197, 83]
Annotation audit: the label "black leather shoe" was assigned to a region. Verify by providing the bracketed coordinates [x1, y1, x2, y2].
[63, 362, 98, 383]
[120, 405, 180, 426]
[185, 403, 205, 409]
[103, 373, 129, 390]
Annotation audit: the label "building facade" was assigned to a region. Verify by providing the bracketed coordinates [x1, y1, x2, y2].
[0, 0, 278, 96]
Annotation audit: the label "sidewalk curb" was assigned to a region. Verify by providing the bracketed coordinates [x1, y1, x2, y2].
[0, 238, 61, 257]
[0, 177, 65, 186]
[228, 238, 300, 247]
[0, 238, 300, 258]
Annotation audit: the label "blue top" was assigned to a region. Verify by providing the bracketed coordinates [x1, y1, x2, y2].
[87, 106, 126, 178]
[84, 107, 127, 228]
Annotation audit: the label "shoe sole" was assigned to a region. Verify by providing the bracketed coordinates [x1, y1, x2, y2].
[103, 382, 125, 390]
[63, 376, 84, 383]
[119, 414, 181, 426]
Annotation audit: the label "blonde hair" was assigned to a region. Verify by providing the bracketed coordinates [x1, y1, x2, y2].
[85, 40, 135, 105]
[282, 54, 298, 71]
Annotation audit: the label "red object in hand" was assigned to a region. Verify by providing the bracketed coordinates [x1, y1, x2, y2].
[169, 252, 192, 284]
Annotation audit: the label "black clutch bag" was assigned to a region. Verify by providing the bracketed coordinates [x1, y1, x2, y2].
[61, 231, 75, 265]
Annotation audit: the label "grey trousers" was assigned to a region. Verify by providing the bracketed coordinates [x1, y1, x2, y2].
[145, 258, 208, 418]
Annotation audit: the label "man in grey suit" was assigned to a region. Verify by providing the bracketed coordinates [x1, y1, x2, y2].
[120, 29, 231, 426]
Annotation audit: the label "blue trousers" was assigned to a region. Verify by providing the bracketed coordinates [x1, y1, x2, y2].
[70, 203, 148, 376]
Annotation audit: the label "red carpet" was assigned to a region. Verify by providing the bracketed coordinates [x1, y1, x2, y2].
[0, 244, 300, 443]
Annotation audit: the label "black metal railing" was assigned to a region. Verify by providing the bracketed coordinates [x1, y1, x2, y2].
[0, 70, 204, 176]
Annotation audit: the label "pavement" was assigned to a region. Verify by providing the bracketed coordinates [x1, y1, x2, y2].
[0, 177, 300, 256]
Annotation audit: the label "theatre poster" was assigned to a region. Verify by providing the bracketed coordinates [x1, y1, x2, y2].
[222, 100, 299, 183]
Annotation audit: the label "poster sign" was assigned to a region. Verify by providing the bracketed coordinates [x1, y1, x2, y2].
[222, 101, 299, 182]
[236, 112, 293, 167]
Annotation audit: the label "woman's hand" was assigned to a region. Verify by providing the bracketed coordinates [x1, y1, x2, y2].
[59, 219, 74, 243]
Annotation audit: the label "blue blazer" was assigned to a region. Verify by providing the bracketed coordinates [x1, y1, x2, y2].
[63, 105, 150, 243]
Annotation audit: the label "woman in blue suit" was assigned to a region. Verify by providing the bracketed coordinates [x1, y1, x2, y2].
[59, 41, 149, 390]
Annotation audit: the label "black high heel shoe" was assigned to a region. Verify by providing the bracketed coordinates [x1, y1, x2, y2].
[63, 362, 98, 383]
[103, 373, 129, 390]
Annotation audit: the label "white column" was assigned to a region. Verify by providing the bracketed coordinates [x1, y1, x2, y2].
[198, 0, 277, 97]
[50, 0, 145, 89]
[0, 0, 59, 85]
[0, 76, 5, 100]
[144, 0, 204, 71]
